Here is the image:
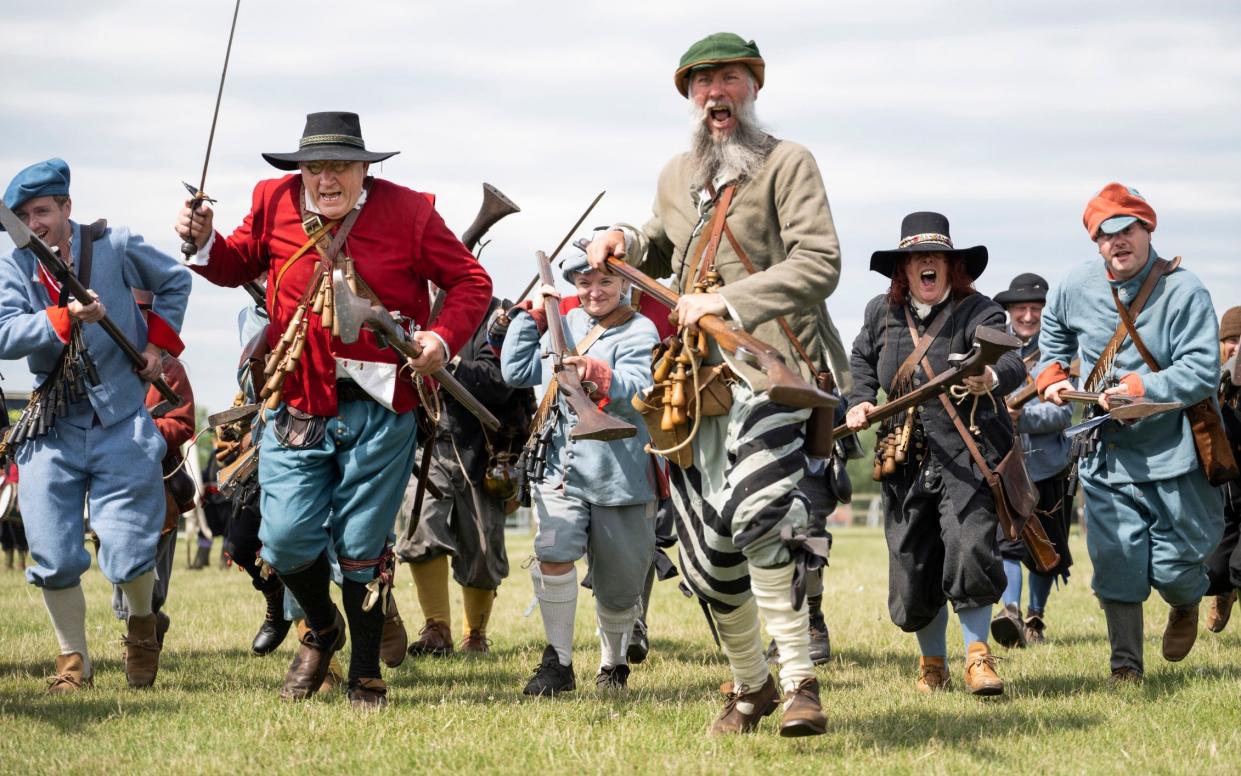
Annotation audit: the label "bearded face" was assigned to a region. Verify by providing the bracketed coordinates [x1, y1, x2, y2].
[686, 64, 774, 190]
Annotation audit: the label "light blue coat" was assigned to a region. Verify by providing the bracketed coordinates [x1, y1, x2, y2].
[501, 305, 659, 506]
[0, 220, 190, 427]
[1014, 337, 1072, 482]
[1038, 250, 1219, 485]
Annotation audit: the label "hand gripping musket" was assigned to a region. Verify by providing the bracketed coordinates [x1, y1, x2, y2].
[1056, 390, 1183, 422]
[603, 258, 836, 410]
[0, 204, 182, 406]
[1007, 358, 1080, 410]
[331, 271, 501, 433]
[535, 250, 636, 441]
[832, 326, 1020, 439]
[179, 0, 242, 261]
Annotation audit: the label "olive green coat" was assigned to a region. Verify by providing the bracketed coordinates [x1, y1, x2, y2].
[619, 138, 851, 393]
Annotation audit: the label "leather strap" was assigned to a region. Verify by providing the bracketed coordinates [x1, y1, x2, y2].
[273, 219, 335, 295]
[682, 185, 736, 296]
[903, 307, 994, 478]
[892, 303, 953, 391]
[57, 219, 104, 307]
[1082, 256, 1179, 392]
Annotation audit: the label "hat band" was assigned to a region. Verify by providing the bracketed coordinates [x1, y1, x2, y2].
[299, 133, 366, 150]
[898, 232, 953, 249]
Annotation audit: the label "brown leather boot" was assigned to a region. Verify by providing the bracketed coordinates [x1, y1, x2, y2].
[1161, 602, 1200, 661]
[348, 677, 388, 710]
[779, 678, 827, 737]
[123, 613, 161, 688]
[407, 619, 453, 657]
[709, 674, 780, 735]
[916, 656, 950, 692]
[46, 653, 93, 694]
[379, 600, 408, 668]
[280, 608, 346, 701]
[963, 642, 1003, 696]
[461, 629, 490, 654]
[990, 603, 1027, 649]
[1206, 591, 1237, 633]
[1024, 612, 1046, 645]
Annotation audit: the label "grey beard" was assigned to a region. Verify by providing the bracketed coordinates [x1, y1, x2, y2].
[688, 99, 774, 190]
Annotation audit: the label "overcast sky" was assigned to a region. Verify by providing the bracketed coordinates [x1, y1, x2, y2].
[2, 1, 1238, 412]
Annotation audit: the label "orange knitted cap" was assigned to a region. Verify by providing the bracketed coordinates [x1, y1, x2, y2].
[1082, 182, 1157, 238]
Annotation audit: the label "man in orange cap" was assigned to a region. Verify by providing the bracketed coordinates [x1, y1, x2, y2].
[1037, 183, 1224, 682]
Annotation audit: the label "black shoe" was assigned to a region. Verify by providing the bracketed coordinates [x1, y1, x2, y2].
[626, 619, 649, 665]
[990, 603, 1027, 649]
[595, 664, 630, 689]
[190, 545, 209, 570]
[252, 576, 292, 656]
[808, 614, 832, 665]
[523, 645, 575, 697]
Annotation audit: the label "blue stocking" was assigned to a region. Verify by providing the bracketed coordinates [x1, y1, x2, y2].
[914, 604, 949, 658]
[958, 604, 993, 650]
[1002, 558, 1023, 607]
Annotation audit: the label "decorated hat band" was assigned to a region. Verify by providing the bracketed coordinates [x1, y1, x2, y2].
[897, 233, 953, 250]
[299, 133, 366, 150]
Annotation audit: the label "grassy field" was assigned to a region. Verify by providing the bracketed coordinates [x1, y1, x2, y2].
[1, 527, 1239, 775]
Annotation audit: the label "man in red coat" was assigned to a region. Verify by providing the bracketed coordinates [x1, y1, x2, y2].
[176, 111, 492, 708]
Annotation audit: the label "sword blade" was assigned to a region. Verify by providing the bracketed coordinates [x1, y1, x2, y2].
[195, 0, 243, 195]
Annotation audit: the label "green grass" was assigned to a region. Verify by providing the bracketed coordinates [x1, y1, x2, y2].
[1, 528, 1239, 774]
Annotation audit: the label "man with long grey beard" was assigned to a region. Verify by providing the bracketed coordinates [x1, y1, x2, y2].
[587, 32, 847, 737]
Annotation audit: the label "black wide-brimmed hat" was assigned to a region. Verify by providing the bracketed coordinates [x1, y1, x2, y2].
[262, 111, 398, 171]
[994, 272, 1049, 306]
[869, 211, 988, 279]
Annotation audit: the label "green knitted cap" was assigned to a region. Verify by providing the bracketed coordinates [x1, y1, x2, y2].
[674, 32, 765, 97]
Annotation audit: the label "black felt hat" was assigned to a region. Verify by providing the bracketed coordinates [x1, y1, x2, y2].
[869, 211, 988, 279]
[994, 272, 1049, 306]
[262, 112, 398, 171]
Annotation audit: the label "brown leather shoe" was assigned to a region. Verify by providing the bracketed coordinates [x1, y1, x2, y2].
[280, 609, 346, 701]
[155, 611, 171, 648]
[380, 601, 408, 668]
[407, 619, 453, 657]
[461, 629, 490, 654]
[915, 656, 950, 692]
[348, 677, 388, 710]
[709, 674, 780, 735]
[963, 642, 1004, 696]
[779, 678, 827, 737]
[990, 603, 1027, 649]
[46, 653, 93, 694]
[1024, 613, 1046, 645]
[123, 613, 161, 688]
[1161, 602, 1199, 662]
[321, 656, 344, 694]
[1206, 591, 1237, 633]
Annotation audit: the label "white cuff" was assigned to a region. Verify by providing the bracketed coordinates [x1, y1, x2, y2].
[189, 231, 216, 265]
[427, 330, 451, 362]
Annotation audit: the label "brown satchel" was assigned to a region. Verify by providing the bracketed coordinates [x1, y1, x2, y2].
[1106, 259, 1240, 486]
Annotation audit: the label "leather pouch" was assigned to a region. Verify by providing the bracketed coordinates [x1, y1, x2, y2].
[273, 406, 326, 449]
[1186, 398, 1240, 485]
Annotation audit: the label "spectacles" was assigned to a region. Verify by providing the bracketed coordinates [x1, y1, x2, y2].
[299, 160, 356, 175]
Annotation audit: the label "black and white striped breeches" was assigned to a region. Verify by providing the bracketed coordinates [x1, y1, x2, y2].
[670, 382, 811, 612]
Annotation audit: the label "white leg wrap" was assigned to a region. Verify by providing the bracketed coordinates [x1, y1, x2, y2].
[711, 596, 770, 691]
[43, 585, 91, 675]
[750, 562, 813, 691]
[596, 602, 640, 669]
[531, 565, 578, 666]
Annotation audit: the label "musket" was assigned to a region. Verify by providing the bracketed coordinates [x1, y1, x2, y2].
[180, 0, 242, 260]
[0, 204, 182, 406]
[1056, 390, 1182, 423]
[331, 270, 502, 433]
[604, 257, 836, 410]
[833, 326, 1021, 438]
[1007, 358, 1080, 410]
[535, 250, 636, 441]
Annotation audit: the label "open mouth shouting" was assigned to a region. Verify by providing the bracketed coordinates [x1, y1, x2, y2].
[919, 268, 938, 293]
[705, 101, 736, 134]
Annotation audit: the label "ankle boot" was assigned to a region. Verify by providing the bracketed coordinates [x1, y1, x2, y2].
[252, 575, 292, 656]
[190, 545, 209, 570]
[281, 608, 346, 701]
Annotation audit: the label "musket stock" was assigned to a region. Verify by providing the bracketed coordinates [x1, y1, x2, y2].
[832, 325, 1021, 438]
[331, 271, 502, 433]
[536, 251, 636, 442]
[602, 257, 836, 411]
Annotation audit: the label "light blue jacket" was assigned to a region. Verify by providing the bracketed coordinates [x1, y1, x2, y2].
[501, 304, 659, 506]
[1038, 250, 1219, 485]
[1014, 336, 1072, 482]
[0, 220, 190, 428]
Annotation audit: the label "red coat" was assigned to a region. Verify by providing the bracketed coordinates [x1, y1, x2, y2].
[145, 354, 195, 454]
[193, 175, 492, 415]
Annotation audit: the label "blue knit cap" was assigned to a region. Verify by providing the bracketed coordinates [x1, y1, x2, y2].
[4, 157, 71, 214]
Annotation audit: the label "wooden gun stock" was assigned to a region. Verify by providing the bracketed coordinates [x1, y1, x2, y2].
[834, 326, 1022, 438]
[1021, 512, 1061, 574]
[537, 251, 636, 441]
[602, 257, 836, 410]
[1007, 358, 1080, 410]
